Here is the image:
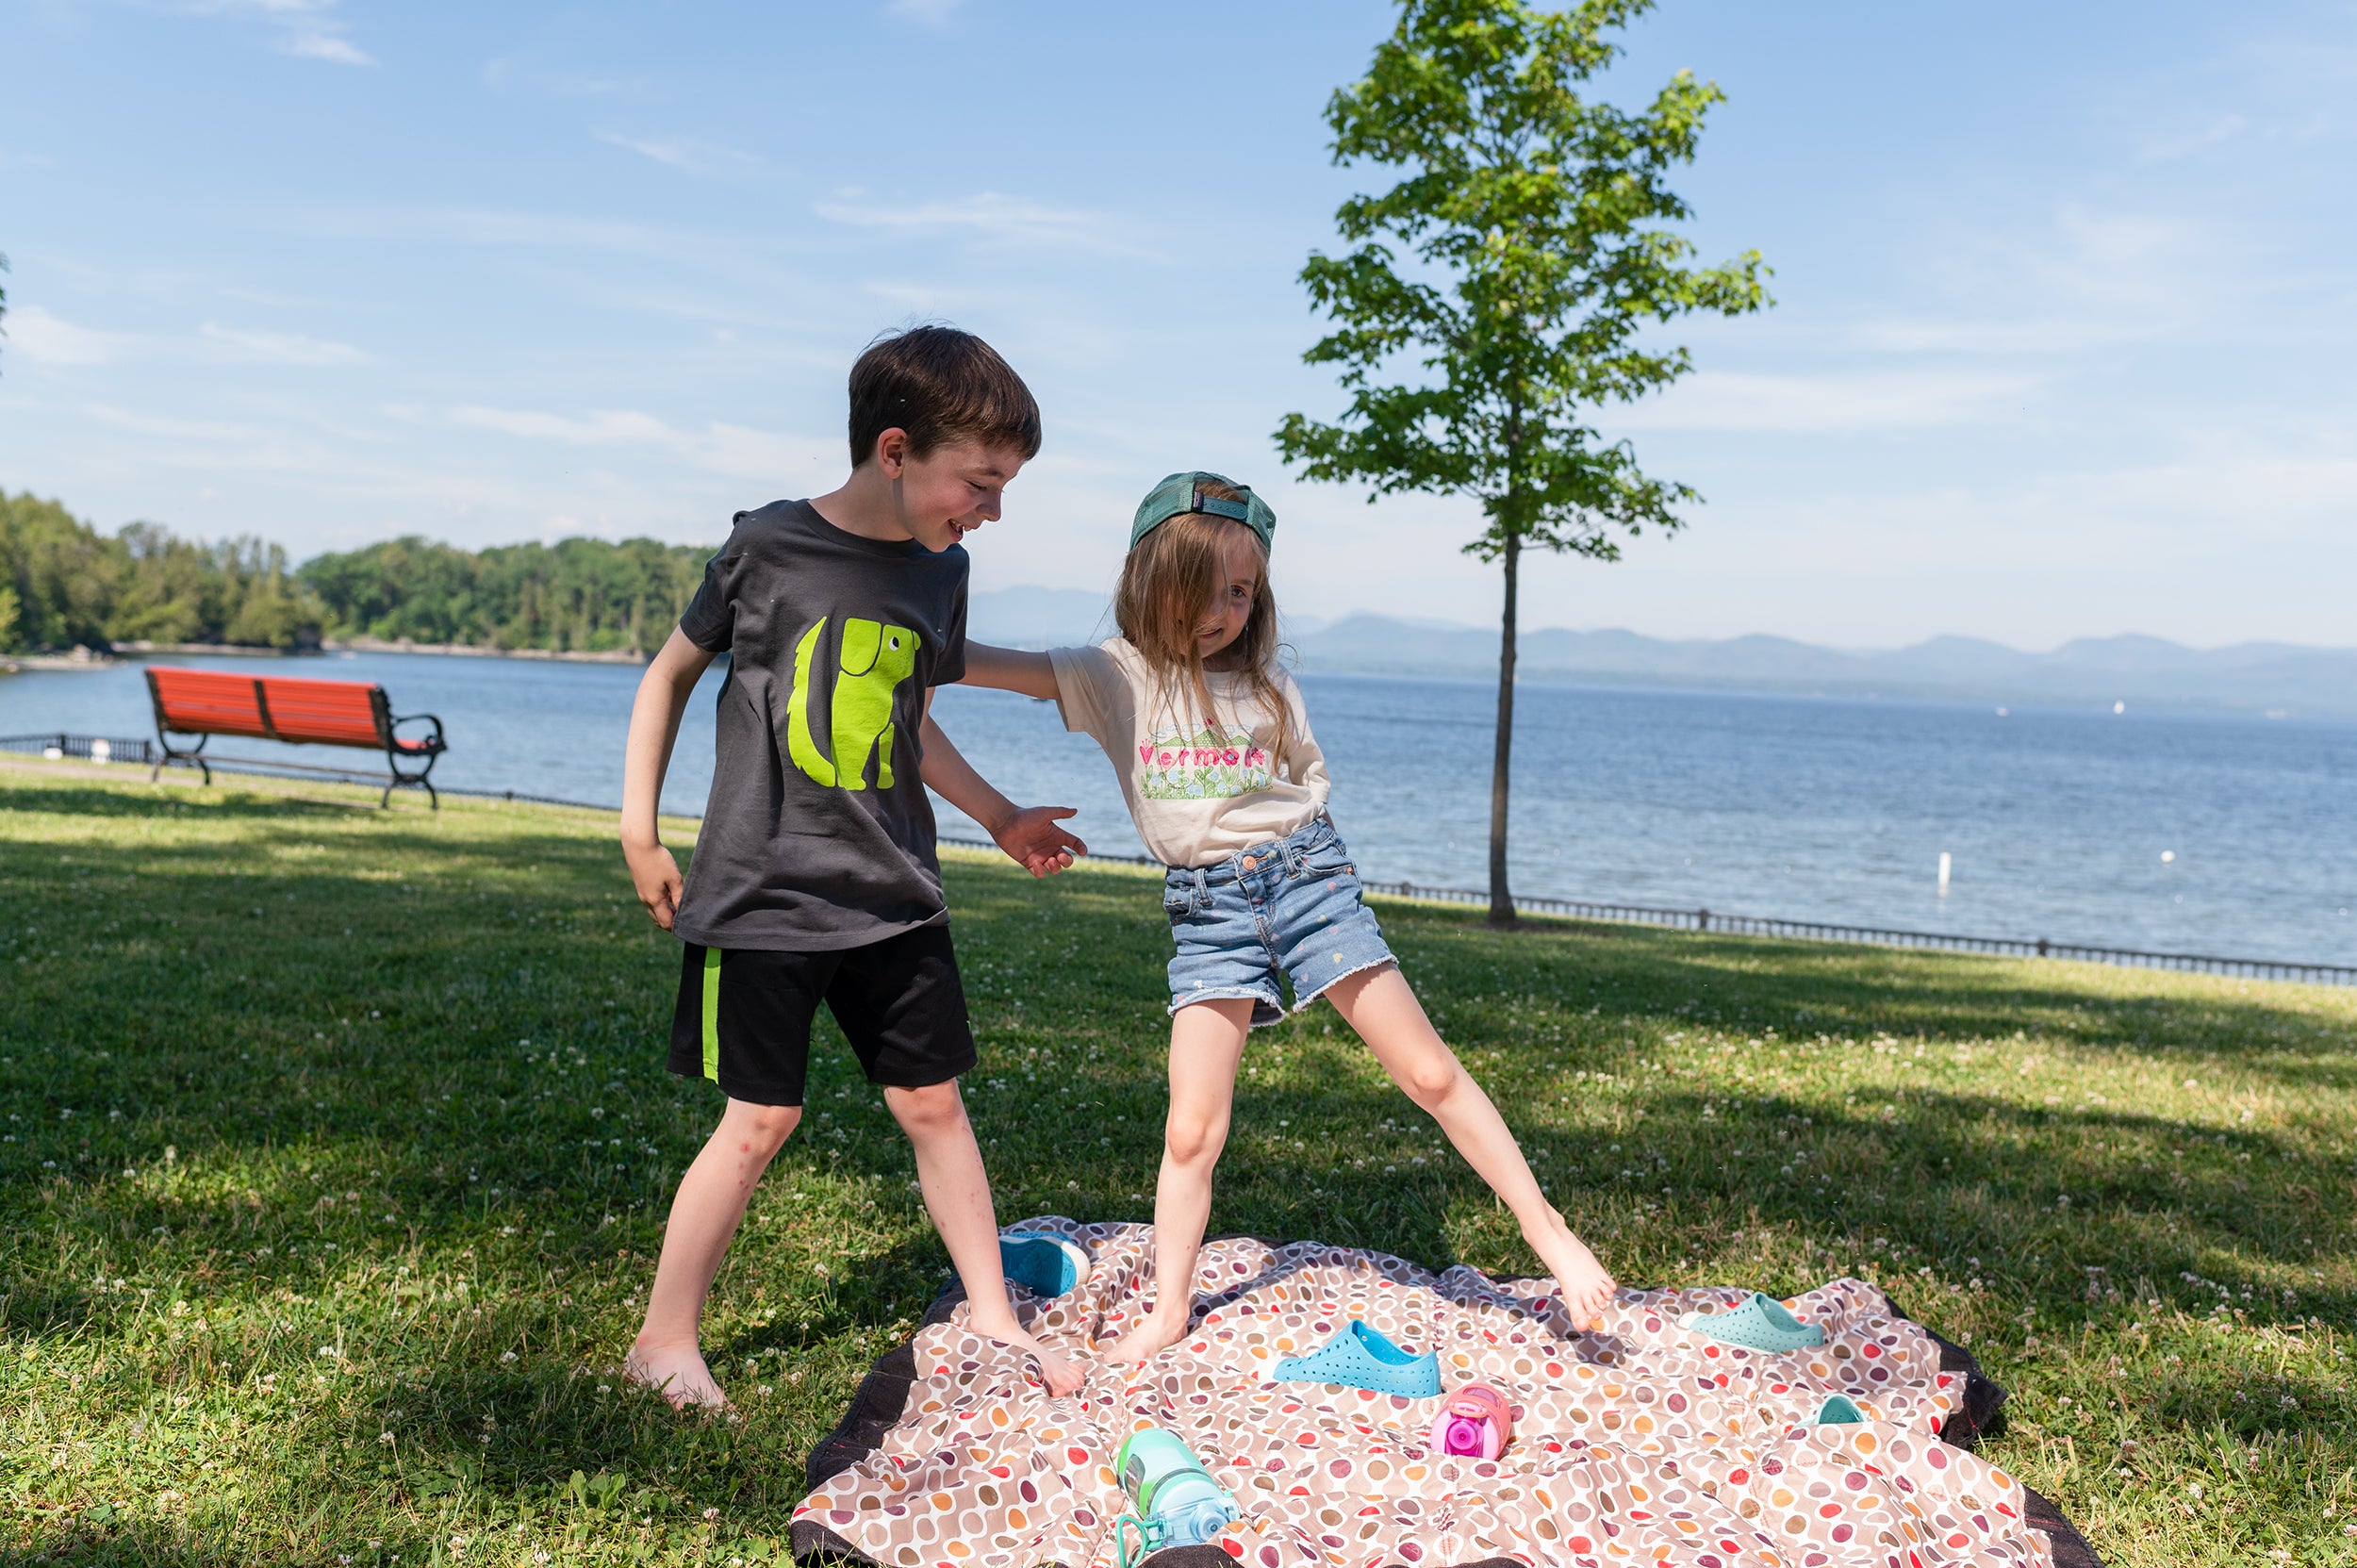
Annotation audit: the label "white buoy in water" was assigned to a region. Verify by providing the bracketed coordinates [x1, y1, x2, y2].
[2113, 701, 2126, 714]
[2162, 850, 2175, 864]
[1938, 851, 1953, 894]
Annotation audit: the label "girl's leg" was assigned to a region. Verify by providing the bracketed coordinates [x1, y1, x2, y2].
[1099, 998, 1255, 1363]
[1322, 964, 1617, 1329]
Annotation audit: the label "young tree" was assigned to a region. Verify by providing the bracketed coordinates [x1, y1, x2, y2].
[1277, 0, 1768, 923]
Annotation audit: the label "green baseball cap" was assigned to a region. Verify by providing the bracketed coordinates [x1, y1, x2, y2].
[1129, 470, 1277, 553]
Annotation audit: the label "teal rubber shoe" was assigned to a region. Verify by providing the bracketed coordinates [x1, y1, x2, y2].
[998, 1231, 1088, 1299]
[1271, 1320, 1442, 1397]
[1677, 1292, 1826, 1353]
[1815, 1395, 1867, 1424]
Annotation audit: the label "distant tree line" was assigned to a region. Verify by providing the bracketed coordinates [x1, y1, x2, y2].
[1, 492, 320, 651]
[300, 534, 709, 654]
[0, 490, 713, 656]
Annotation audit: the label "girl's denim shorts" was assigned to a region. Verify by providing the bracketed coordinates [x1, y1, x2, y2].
[1162, 815, 1396, 1026]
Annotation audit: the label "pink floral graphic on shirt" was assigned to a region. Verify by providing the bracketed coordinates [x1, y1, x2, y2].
[1138, 725, 1273, 801]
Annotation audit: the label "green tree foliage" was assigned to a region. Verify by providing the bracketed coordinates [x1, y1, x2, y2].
[299, 536, 708, 653]
[1276, 0, 1769, 922]
[0, 490, 709, 656]
[1, 491, 325, 653]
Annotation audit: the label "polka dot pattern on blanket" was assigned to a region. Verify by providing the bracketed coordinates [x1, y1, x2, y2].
[794, 1221, 2049, 1568]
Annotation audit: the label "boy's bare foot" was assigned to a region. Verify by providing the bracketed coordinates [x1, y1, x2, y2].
[1529, 1222, 1617, 1331]
[624, 1341, 731, 1411]
[1097, 1310, 1192, 1365]
[969, 1314, 1084, 1396]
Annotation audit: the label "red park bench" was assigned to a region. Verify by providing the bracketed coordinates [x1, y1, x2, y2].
[145, 667, 449, 809]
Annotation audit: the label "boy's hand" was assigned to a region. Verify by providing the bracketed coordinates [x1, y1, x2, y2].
[992, 806, 1086, 878]
[624, 838, 685, 928]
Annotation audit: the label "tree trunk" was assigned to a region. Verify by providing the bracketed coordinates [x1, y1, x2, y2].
[1487, 530, 1520, 926]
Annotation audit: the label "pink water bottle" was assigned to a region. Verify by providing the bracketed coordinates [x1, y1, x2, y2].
[1426, 1383, 1512, 1459]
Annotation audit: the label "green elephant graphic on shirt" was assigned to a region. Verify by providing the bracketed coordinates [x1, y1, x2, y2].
[786, 616, 920, 790]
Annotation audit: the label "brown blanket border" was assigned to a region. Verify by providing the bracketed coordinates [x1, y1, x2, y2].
[790, 1254, 2099, 1568]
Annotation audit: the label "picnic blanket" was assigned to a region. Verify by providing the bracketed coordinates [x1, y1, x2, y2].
[793, 1219, 2096, 1568]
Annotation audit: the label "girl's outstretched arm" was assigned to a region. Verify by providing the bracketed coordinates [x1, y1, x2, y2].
[959, 640, 1060, 701]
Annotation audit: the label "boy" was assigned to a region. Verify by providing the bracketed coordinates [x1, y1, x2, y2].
[618, 325, 1086, 1408]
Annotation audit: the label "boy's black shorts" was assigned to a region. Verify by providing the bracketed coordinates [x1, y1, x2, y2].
[667, 924, 976, 1108]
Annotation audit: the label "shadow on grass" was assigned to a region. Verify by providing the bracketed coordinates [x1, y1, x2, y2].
[1505, 916, 2355, 1087]
[2, 783, 383, 822]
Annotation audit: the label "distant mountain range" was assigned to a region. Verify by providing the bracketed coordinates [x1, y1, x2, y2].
[965, 588, 2357, 718]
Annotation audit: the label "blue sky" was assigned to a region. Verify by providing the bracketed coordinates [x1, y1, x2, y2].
[3, 0, 2352, 649]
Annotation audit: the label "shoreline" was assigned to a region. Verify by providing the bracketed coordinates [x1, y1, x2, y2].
[3, 643, 2340, 719]
[3, 638, 652, 671]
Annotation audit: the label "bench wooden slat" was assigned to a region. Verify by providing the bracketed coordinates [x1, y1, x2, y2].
[147, 668, 277, 740]
[241, 676, 387, 747]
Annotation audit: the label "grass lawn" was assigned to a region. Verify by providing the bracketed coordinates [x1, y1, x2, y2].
[2, 760, 2351, 1568]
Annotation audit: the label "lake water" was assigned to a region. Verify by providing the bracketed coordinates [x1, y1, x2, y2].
[5, 651, 2352, 965]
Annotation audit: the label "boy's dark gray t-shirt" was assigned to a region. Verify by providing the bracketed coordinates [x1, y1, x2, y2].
[671, 499, 969, 951]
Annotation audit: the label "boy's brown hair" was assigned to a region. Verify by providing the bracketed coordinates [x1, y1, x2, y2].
[847, 324, 1042, 467]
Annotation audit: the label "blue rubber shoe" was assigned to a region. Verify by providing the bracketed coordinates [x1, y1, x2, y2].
[1272, 1320, 1442, 1397]
[999, 1231, 1088, 1299]
[1815, 1395, 1867, 1424]
[1677, 1293, 1826, 1353]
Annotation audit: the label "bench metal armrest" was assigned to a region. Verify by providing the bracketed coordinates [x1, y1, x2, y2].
[389, 711, 447, 754]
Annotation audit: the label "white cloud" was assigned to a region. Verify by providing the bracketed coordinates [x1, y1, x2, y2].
[2040, 445, 2357, 536]
[2, 309, 371, 368]
[81, 404, 272, 442]
[303, 207, 706, 258]
[449, 407, 673, 444]
[279, 32, 371, 65]
[1854, 204, 2223, 356]
[1848, 318, 2106, 355]
[596, 132, 768, 181]
[1608, 369, 2038, 434]
[168, 0, 372, 65]
[481, 57, 636, 99]
[7, 306, 141, 366]
[815, 192, 1148, 256]
[1499, 432, 2357, 648]
[2139, 113, 2247, 162]
[199, 323, 371, 365]
[887, 0, 965, 25]
[445, 405, 839, 483]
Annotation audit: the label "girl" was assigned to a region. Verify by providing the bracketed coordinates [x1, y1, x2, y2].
[961, 470, 1615, 1362]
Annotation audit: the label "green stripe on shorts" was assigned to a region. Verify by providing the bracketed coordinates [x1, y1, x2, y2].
[701, 947, 723, 1081]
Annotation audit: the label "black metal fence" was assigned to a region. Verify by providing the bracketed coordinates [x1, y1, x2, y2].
[0, 733, 600, 810]
[935, 834, 2357, 988]
[8, 734, 2349, 987]
[0, 732, 158, 766]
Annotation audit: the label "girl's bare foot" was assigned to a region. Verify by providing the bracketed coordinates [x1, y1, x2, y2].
[624, 1340, 731, 1411]
[969, 1314, 1084, 1396]
[1097, 1309, 1192, 1364]
[1529, 1223, 1617, 1331]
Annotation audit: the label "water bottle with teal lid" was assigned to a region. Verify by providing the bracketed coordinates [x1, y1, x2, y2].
[1111, 1427, 1238, 1568]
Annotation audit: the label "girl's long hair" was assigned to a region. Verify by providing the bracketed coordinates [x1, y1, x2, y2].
[1112, 484, 1294, 773]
